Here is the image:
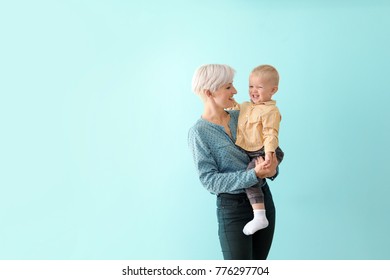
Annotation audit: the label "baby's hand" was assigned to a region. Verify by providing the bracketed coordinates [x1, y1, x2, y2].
[263, 152, 273, 168]
[254, 153, 278, 179]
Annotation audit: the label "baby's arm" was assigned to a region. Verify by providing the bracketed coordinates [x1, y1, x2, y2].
[225, 100, 240, 111]
[262, 152, 274, 168]
[262, 107, 281, 165]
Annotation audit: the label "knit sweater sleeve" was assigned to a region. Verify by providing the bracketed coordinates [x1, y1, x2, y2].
[188, 126, 261, 194]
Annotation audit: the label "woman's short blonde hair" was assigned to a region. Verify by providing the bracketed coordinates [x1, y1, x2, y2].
[192, 64, 236, 95]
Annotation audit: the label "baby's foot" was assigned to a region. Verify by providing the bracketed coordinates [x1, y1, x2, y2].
[243, 209, 269, 235]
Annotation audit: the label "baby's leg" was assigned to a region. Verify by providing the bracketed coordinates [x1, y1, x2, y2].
[243, 186, 269, 235]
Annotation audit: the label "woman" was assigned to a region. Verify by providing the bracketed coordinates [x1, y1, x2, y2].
[188, 64, 280, 260]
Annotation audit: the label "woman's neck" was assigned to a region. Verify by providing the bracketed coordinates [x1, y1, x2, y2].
[202, 106, 229, 126]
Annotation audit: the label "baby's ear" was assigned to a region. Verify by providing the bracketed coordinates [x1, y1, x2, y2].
[271, 86, 279, 95]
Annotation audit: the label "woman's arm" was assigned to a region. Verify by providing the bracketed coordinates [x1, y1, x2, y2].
[189, 129, 260, 194]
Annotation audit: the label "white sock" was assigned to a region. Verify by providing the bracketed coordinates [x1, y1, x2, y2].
[243, 209, 269, 235]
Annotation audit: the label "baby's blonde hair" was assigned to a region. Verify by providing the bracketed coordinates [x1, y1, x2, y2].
[251, 64, 279, 86]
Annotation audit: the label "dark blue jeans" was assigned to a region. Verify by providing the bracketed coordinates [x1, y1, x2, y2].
[217, 184, 275, 260]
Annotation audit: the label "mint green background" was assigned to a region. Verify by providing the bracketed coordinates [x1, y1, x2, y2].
[1, 0, 389, 260]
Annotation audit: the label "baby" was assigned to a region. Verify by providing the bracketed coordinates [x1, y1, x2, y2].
[235, 65, 284, 235]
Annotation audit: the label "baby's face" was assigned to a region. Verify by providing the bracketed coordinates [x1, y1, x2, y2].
[249, 74, 278, 104]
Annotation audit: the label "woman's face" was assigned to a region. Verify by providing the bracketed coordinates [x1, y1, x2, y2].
[211, 82, 237, 108]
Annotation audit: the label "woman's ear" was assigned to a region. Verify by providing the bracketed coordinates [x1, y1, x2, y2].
[204, 89, 213, 97]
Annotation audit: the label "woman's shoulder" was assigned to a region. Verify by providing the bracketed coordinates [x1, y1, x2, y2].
[188, 118, 210, 138]
[188, 118, 220, 150]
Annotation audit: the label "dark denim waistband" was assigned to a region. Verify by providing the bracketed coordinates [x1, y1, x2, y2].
[217, 192, 247, 198]
[217, 185, 269, 199]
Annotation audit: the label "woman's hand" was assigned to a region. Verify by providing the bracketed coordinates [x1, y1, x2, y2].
[254, 153, 278, 178]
